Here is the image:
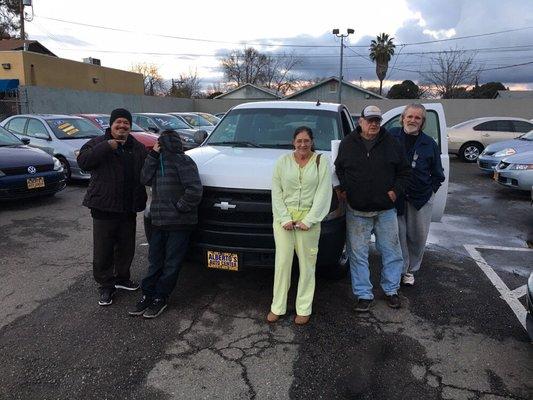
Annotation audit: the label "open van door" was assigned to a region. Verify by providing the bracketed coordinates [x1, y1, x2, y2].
[381, 103, 449, 222]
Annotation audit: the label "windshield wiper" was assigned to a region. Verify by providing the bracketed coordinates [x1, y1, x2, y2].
[209, 141, 262, 148]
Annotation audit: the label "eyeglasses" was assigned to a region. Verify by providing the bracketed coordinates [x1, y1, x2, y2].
[364, 117, 382, 125]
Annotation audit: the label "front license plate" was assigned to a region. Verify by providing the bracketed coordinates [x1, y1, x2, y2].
[493, 171, 499, 181]
[27, 177, 45, 189]
[207, 251, 239, 271]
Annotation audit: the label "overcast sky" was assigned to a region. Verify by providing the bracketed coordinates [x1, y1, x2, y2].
[25, 0, 533, 91]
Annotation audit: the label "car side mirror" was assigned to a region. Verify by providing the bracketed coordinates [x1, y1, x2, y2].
[147, 127, 159, 134]
[21, 137, 30, 145]
[194, 130, 208, 144]
[34, 132, 51, 140]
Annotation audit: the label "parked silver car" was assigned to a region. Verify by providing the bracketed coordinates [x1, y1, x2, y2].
[493, 150, 533, 191]
[447, 117, 533, 162]
[168, 112, 215, 133]
[478, 130, 533, 172]
[0, 114, 102, 180]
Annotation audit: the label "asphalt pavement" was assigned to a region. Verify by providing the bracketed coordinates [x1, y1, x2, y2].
[0, 158, 532, 400]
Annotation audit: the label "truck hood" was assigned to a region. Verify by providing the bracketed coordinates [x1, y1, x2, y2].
[186, 146, 331, 190]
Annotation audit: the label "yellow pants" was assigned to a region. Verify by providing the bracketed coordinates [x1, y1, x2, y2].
[270, 218, 321, 316]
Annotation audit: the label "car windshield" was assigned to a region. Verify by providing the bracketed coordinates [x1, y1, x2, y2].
[46, 118, 103, 139]
[206, 108, 341, 151]
[198, 113, 220, 125]
[91, 116, 144, 132]
[152, 115, 191, 130]
[519, 130, 533, 140]
[180, 114, 213, 127]
[0, 125, 22, 146]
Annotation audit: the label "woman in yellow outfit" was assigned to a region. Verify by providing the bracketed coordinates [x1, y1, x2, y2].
[267, 126, 332, 325]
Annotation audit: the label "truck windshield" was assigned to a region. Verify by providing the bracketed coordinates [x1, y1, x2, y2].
[207, 108, 342, 150]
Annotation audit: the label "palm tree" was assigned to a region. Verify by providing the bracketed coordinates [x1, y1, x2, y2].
[369, 33, 396, 95]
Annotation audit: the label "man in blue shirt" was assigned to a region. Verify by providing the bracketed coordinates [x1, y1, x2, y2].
[389, 104, 445, 286]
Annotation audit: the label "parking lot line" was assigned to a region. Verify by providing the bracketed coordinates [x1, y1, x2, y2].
[464, 244, 532, 333]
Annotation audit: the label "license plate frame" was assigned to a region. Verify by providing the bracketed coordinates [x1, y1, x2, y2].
[27, 176, 45, 189]
[207, 250, 239, 272]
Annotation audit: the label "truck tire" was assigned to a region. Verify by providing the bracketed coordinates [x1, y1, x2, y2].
[317, 248, 349, 280]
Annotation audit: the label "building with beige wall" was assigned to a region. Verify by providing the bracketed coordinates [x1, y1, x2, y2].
[0, 50, 144, 95]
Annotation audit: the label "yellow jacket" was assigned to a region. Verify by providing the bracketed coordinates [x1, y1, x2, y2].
[271, 152, 332, 228]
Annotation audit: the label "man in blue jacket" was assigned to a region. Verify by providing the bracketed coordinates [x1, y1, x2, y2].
[389, 104, 445, 287]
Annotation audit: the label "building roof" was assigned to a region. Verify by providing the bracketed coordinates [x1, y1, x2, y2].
[0, 39, 57, 57]
[494, 90, 533, 99]
[284, 76, 386, 100]
[233, 100, 341, 112]
[214, 83, 281, 99]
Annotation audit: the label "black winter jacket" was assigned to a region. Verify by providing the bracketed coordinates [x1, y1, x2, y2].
[141, 131, 203, 228]
[334, 126, 411, 212]
[77, 129, 147, 213]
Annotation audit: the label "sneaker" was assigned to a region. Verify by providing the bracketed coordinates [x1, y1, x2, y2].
[128, 295, 152, 316]
[115, 280, 140, 291]
[385, 294, 401, 309]
[354, 298, 373, 313]
[98, 287, 115, 306]
[143, 298, 167, 319]
[401, 273, 415, 286]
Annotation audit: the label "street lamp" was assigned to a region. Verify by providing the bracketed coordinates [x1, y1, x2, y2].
[332, 28, 354, 104]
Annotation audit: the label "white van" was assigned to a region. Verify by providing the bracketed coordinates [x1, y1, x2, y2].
[182, 101, 449, 275]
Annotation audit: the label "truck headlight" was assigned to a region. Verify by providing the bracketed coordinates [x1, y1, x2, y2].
[52, 157, 63, 171]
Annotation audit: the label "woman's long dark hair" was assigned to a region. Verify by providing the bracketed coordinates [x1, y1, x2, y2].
[293, 126, 315, 152]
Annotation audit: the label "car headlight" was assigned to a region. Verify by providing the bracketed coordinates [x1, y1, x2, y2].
[52, 157, 63, 171]
[178, 134, 194, 143]
[510, 163, 533, 170]
[494, 148, 516, 157]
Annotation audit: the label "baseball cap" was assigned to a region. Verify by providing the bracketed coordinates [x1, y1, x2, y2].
[361, 105, 382, 120]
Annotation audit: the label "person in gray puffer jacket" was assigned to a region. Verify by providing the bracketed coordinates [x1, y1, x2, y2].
[129, 130, 203, 318]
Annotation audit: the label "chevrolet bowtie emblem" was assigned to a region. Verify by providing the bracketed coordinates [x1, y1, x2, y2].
[214, 201, 236, 210]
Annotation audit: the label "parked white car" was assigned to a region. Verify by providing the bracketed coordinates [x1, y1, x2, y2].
[447, 117, 533, 162]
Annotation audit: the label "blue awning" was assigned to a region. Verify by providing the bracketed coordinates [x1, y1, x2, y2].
[0, 79, 19, 91]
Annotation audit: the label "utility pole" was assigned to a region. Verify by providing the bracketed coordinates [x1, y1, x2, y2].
[332, 28, 354, 104]
[20, 0, 25, 40]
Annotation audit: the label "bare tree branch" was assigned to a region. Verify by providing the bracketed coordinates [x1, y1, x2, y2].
[421, 48, 482, 98]
[129, 63, 166, 96]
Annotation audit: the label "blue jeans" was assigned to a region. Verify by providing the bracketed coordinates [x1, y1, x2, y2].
[346, 207, 403, 300]
[141, 228, 191, 299]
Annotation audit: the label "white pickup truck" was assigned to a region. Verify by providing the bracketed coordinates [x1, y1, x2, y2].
[177, 101, 449, 276]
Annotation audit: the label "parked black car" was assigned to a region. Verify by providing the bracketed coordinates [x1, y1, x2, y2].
[0, 125, 66, 200]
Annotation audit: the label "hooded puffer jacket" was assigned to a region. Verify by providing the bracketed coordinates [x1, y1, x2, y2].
[141, 131, 203, 227]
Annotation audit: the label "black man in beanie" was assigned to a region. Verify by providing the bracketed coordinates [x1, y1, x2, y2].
[78, 108, 148, 306]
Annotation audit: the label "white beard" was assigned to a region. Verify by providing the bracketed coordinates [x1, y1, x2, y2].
[404, 125, 420, 135]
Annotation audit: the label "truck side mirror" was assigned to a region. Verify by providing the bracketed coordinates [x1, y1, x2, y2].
[194, 130, 208, 144]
